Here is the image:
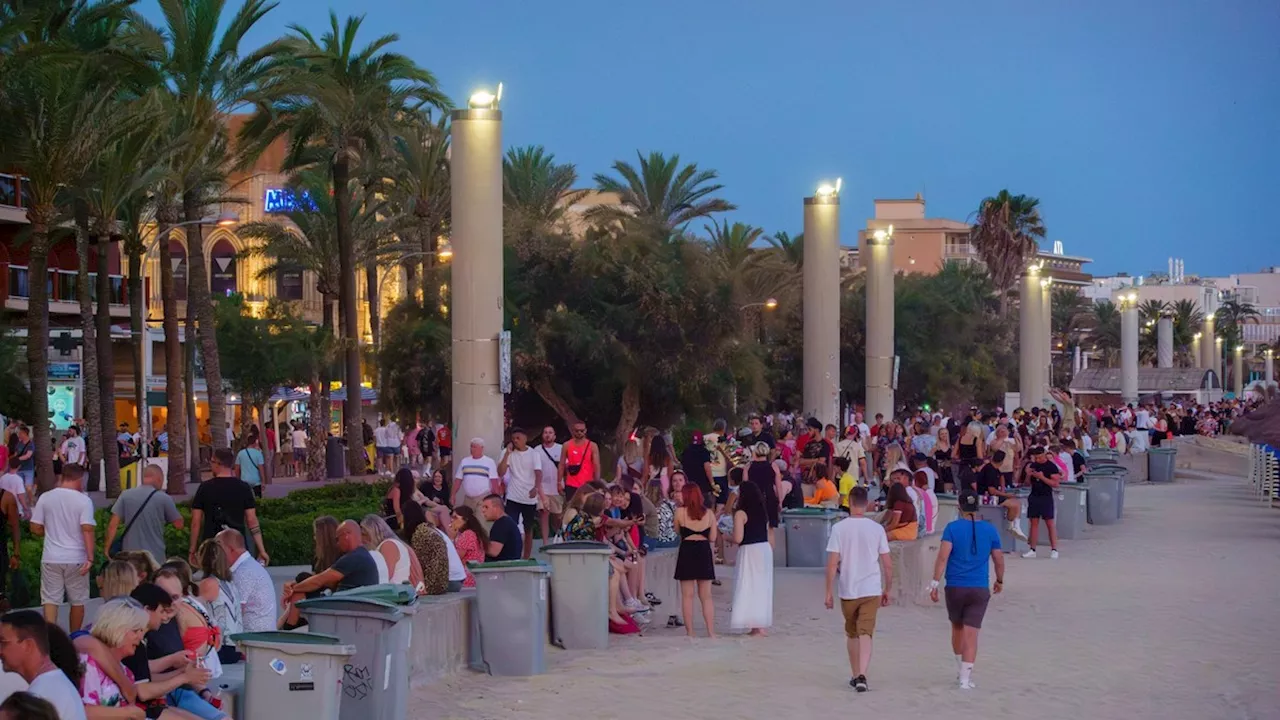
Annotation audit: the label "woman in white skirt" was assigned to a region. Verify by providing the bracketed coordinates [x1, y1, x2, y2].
[730, 481, 774, 635]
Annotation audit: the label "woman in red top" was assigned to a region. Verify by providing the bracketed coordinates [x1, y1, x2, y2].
[449, 506, 487, 588]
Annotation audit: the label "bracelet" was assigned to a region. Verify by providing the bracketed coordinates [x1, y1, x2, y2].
[995, 579, 1003, 584]
[928, 580, 940, 590]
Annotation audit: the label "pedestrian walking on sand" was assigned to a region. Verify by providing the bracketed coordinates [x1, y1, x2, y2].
[930, 489, 1005, 690]
[824, 486, 892, 692]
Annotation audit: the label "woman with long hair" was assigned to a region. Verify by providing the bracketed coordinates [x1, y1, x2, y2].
[614, 438, 645, 486]
[197, 539, 243, 664]
[361, 514, 421, 589]
[418, 468, 453, 528]
[97, 560, 139, 600]
[882, 479, 919, 541]
[645, 434, 675, 498]
[646, 479, 678, 549]
[449, 506, 488, 588]
[674, 482, 717, 638]
[401, 501, 448, 595]
[954, 421, 985, 471]
[934, 428, 954, 493]
[745, 442, 783, 546]
[383, 467, 420, 531]
[312, 515, 341, 573]
[729, 481, 773, 636]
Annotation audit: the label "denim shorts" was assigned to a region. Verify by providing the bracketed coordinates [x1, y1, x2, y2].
[167, 687, 227, 720]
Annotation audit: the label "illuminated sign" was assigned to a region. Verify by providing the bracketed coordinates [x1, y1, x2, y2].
[263, 188, 316, 214]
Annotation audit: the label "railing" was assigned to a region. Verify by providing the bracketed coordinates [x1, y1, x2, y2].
[4, 265, 126, 304]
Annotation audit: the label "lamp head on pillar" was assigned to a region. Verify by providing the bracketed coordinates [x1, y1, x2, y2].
[870, 224, 894, 244]
[1193, 332, 1202, 339]
[1216, 337, 1224, 346]
[467, 82, 503, 110]
[1236, 345, 1245, 352]
[1040, 277, 1052, 289]
[813, 177, 842, 204]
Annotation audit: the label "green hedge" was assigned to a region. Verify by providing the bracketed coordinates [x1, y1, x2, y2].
[9, 481, 389, 608]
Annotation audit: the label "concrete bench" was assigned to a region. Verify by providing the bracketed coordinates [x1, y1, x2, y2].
[643, 548, 681, 609]
[886, 537, 944, 608]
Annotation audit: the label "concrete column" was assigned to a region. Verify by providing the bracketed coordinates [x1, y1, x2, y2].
[1019, 271, 1041, 409]
[1191, 334, 1202, 369]
[1157, 315, 1174, 369]
[1213, 338, 1224, 387]
[864, 226, 895, 421]
[1200, 315, 1215, 370]
[1266, 349, 1274, 386]
[1073, 344, 1082, 375]
[450, 102, 505, 455]
[1120, 299, 1139, 405]
[1040, 279, 1053, 396]
[803, 193, 840, 426]
[1233, 345, 1245, 397]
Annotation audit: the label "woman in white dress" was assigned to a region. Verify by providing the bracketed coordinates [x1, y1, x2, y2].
[361, 514, 423, 589]
[729, 480, 773, 635]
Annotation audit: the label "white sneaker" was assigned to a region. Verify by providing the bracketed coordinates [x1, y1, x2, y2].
[1050, 550, 1060, 560]
[1010, 522, 1028, 542]
[959, 680, 977, 690]
[1021, 549, 1038, 559]
[624, 598, 645, 612]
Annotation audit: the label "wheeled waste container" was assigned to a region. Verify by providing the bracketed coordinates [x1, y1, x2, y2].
[295, 588, 417, 720]
[976, 503, 1021, 553]
[1085, 474, 1121, 525]
[232, 631, 355, 720]
[1054, 483, 1088, 540]
[1148, 447, 1177, 483]
[782, 508, 842, 568]
[540, 541, 613, 650]
[471, 560, 551, 676]
[325, 436, 346, 479]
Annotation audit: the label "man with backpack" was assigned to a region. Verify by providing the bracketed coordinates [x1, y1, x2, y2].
[189, 448, 269, 566]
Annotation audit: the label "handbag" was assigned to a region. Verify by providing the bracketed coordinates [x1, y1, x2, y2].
[110, 488, 159, 556]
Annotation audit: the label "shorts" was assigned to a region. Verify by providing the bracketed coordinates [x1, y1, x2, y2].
[376, 446, 398, 458]
[1027, 494, 1055, 520]
[944, 586, 991, 628]
[1000, 471, 1014, 487]
[18, 469, 33, 489]
[166, 688, 226, 720]
[41, 563, 90, 605]
[564, 484, 582, 504]
[505, 500, 537, 527]
[292, 449, 306, 462]
[713, 475, 729, 505]
[539, 493, 564, 514]
[439, 446, 452, 458]
[840, 595, 880, 638]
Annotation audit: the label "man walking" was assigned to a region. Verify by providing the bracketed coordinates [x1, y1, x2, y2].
[824, 486, 893, 692]
[0, 611, 87, 719]
[536, 426, 563, 545]
[498, 428, 541, 559]
[189, 448, 269, 566]
[930, 489, 1005, 689]
[1022, 446, 1062, 559]
[105, 464, 183, 563]
[216, 528, 278, 633]
[29, 464, 94, 632]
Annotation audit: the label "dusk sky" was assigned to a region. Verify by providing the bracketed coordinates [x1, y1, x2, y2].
[178, 0, 1278, 278]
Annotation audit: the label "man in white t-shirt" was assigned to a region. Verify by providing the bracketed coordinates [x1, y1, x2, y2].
[290, 422, 309, 477]
[835, 426, 868, 485]
[452, 438, 500, 519]
[373, 418, 401, 476]
[497, 428, 542, 559]
[535, 426, 563, 545]
[0, 611, 87, 720]
[30, 464, 95, 632]
[824, 487, 893, 693]
[0, 457, 31, 518]
[59, 426, 86, 467]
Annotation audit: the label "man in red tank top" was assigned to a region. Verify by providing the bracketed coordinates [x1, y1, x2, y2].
[558, 421, 600, 503]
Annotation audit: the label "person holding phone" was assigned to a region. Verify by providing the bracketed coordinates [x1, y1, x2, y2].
[1021, 446, 1062, 559]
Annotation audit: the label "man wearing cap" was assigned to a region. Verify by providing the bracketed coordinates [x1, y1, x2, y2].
[930, 489, 1005, 690]
[1021, 446, 1062, 559]
[452, 438, 500, 524]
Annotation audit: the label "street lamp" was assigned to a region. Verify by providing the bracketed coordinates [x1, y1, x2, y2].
[740, 298, 778, 311]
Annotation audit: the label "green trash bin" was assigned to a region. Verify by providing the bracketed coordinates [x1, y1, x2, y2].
[539, 541, 614, 650]
[781, 508, 842, 568]
[295, 588, 417, 720]
[232, 631, 355, 720]
[1148, 447, 1177, 483]
[470, 560, 551, 676]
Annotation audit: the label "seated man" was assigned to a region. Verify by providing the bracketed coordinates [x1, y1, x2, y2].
[481, 495, 523, 562]
[975, 451, 1028, 541]
[280, 520, 380, 627]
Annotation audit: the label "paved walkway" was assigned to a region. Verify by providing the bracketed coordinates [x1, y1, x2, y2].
[414, 471, 1280, 719]
[87, 470, 384, 508]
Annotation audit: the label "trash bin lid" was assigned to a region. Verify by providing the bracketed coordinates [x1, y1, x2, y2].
[1148, 447, 1177, 454]
[231, 631, 357, 656]
[540, 541, 615, 555]
[781, 508, 832, 516]
[467, 559, 550, 573]
[294, 595, 407, 618]
[328, 583, 420, 607]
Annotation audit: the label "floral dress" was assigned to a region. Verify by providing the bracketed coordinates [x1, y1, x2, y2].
[561, 512, 599, 541]
[453, 529, 483, 587]
[655, 500, 677, 544]
[80, 653, 130, 706]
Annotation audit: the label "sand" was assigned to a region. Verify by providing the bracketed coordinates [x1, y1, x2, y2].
[413, 472, 1280, 719]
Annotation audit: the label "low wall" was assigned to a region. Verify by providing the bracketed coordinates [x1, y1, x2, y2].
[887, 537, 943, 608]
[643, 549, 681, 609]
[1116, 452, 1149, 482]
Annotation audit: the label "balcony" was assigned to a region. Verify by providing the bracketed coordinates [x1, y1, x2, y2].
[4, 265, 128, 312]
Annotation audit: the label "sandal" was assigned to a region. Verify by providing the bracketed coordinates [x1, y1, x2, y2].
[666, 615, 685, 628]
[644, 592, 661, 605]
[711, 578, 722, 586]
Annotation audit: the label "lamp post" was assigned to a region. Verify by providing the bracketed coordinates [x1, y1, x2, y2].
[865, 222, 895, 423]
[1233, 344, 1245, 397]
[1200, 288, 1217, 370]
[1266, 348, 1275, 387]
[1040, 276, 1053, 398]
[1192, 332, 1203, 370]
[1118, 291, 1139, 405]
[1214, 336, 1224, 387]
[450, 86, 505, 454]
[803, 181, 841, 426]
[1019, 263, 1042, 410]
[1157, 314, 1174, 369]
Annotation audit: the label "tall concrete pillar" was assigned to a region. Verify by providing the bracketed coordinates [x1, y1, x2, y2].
[1157, 315, 1174, 369]
[1072, 344, 1082, 375]
[1120, 295, 1139, 405]
[1266, 349, 1274, 386]
[1213, 338, 1224, 387]
[803, 190, 840, 426]
[1233, 345, 1245, 397]
[1200, 315, 1215, 370]
[450, 95, 505, 455]
[1040, 279, 1053, 397]
[1191, 333, 1203, 369]
[1019, 270, 1042, 409]
[864, 225, 895, 421]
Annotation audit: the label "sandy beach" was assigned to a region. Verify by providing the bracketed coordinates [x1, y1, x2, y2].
[414, 471, 1280, 720]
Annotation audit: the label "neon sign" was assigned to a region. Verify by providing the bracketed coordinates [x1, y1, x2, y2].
[263, 188, 315, 213]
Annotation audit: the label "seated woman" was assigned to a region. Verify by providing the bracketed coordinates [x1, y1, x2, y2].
[804, 463, 840, 508]
[448, 507, 487, 587]
[154, 564, 222, 681]
[881, 477, 919, 541]
[418, 469, 454, 530]
[195, 540, 242, 664]
[114, 550, 160, 586]
[97, 559, 140, 601]
[402, 501, 449, 595]
[603, 487, 649, 614]
[361, 514, 423, 589]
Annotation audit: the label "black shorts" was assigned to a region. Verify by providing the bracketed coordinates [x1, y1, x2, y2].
[505, 500, 537, 527]
[439, 447, 452, 458]
[1027, 494, 1055, 520]
[1000, 471, 1014, 487]
[945, 586, 991, 628]
[713, 476, 729, 505]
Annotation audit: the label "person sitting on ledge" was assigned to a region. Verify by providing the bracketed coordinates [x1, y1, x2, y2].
[975, 450, 1029, 542]
[805, 463, 840, 508]
[881, 470, 919, 541]
[280, 520, 380, 628]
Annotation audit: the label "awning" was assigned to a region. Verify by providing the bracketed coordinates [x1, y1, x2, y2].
[330, 386, 377, 404]
[227, 387, 312, 405]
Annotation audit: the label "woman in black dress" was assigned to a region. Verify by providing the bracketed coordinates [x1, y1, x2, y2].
[745, 442, 782, 545]
[674, 483, 717, 638]
[933, 427, 954, 493]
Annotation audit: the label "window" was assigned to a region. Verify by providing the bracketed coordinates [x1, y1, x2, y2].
[0, 175, 16, 207]
[276, 264, 304, 301]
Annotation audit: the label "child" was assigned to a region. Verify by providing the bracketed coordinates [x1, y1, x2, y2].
[805, 463, 840, 508]
[834, 456, 856, 510]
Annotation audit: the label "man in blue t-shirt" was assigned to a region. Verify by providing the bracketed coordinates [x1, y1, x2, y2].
[929, 490, 1004, 690]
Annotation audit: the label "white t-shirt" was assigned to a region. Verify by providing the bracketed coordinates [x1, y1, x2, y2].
[905, 485, 925, 527]
[503, 447, 541, 506]
[1135, 409, 1151, 430]
[1057, 451, 1076, 484]
[436, 527, 467, 582]
[536, 442, 562, 493]
[825, 516, 890, 600]
[291, 429, 307, 450]
[60, 436, 85, 465]
[31, 487, 95, 564]
[454, 455, 499, 498]
[373, 425, 397, 447]
[0, 472, 25, 515]
[29, 669, 88, 720]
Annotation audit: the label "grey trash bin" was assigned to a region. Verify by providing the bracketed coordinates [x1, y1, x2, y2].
[295, 592, 416, 720]
[935, 494, 960, 531]
[782, 508, 842, 568]
[325, 436, 346, 479]
[1148, 447, 1177, 483]
[1055, 483, 1088, 540]
[471, 560, 551, 676]
[976, 503, 1020, 553]
[233, 631, 355, 720]
[1085, 474, 1120, 525]
[1085, 449, 1119, 468]
[540, 541, 613, 650]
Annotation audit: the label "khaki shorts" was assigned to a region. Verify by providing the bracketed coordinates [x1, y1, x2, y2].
[539, 493, 564, 514]
[840, 595, 880, 638]
[41, 563, 90, 606]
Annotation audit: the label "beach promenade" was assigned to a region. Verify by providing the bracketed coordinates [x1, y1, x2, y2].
[415, 470, 1280, 719]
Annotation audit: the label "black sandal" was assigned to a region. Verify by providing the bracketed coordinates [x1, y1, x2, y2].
[645, 592, 661, 605]
[666, 615, 685, 628]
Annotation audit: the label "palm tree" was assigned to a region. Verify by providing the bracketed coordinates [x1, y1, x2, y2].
[1089, 300, 1121, 366]
[1050, 286, 1091, 380]
[766, 231, 803, 268]
[502, 144, 584, 243]
[590, 151, 736, 233]
[968, 190, 1046, 314]
[389, 117, 451, 299]
[1215, 297, 1261, 350]
[239, 11, 449, 474]
[1171, 298, 1203, 364]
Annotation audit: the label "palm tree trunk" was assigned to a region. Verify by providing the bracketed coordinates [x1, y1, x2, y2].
[365, 263, 380, 350]
[334, 155, 364, 475]
[421, 228, 436, 307]
[307, 373, 326, 482]
[182, 199, 229, 452]
[185, 310, 199, 481]
[126, 243, 144, 459]
[157, 216, 187, 494]
[24, 209, 55, 490]
[75, 226, 104, 492]
[96, 238, 121, 497]
[321, 295, 335, 434]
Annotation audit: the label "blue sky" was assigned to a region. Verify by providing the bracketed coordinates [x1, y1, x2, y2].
[159, 0, 1278, 277]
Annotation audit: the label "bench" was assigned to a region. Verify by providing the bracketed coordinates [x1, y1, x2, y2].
[643, 548, 681, 609]
[1116, 452, 1149, 482]
[886, 537, 944, 608]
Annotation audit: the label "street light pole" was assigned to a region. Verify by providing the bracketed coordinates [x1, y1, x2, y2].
[804, 181, 841, 427]
[1119, 292, 1139, 405]
[1019, 263, 1042, 410]
[865, 222, 895, 423]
